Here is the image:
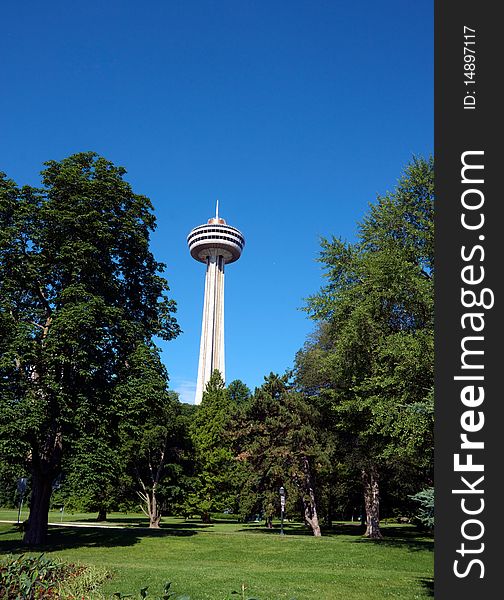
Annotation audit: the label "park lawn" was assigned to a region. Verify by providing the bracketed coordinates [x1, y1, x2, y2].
[0, 514, 433, 600]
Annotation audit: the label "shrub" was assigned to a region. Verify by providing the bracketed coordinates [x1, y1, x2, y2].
[409, 487, 434, 531]
[0, 554, 68, 599]
[0, 554, 110, 600]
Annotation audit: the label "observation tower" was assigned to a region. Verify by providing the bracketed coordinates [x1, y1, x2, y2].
[187, 202, 245, 405]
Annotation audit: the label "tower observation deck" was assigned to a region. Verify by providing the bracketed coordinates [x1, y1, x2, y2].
[187, 202, 245, 405]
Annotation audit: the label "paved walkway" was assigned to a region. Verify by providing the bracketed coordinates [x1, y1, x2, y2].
[0, 519, 131, 529]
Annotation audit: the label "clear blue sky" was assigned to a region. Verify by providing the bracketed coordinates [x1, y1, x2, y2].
[1, 1, 433, 403]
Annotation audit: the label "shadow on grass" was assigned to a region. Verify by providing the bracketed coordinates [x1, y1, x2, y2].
[325, 523, 367, 536]
[0, 522, 200, 554]
[419, 577, 434, 597]
[350, 526, 434, 553]
[238, 522, 304, 535]
[240, 522, 369, 537]
[238, 522, 434, 553]
[70, 516, 151, 526]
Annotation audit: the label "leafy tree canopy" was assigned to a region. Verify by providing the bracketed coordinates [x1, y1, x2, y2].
[297, 156, 434, 537]
[0, 153, 180, 544]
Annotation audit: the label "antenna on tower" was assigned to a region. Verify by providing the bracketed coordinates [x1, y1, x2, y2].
[215, 199, 219, 220]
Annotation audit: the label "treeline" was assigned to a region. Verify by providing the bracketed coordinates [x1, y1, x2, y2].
[0, 153, 434, 544]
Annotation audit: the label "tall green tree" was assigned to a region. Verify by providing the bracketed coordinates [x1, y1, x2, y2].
[298, 156, 434, 538]
[0, 153, 180, 544]
[187, 370, 243, 522]
[60, 342, 182, 524]
[119, 373, 186, 528]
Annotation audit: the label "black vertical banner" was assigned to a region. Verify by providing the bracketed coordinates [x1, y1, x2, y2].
[435, 2, 502, 598]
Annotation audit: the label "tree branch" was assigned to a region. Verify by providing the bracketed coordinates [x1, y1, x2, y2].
[154, 442, 167, 485]
[34, 282, 52, 317]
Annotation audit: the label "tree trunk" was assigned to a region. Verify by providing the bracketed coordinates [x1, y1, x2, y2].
[149, 490, 161, 528]
[23, 470, 53, 545]
[362, 467, 382, 539]
[96, 507, 107, 521]
[149, 515, 161, 527]
[24, 428, 62, 546]
[138, 484, 161, 528]
[301, 456, 322, 537]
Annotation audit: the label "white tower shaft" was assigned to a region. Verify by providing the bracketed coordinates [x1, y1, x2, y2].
[194, 249, 225, 404]
[188, 205, 244, 405]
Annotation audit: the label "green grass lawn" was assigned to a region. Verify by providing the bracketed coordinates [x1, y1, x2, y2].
[0, 511, 433, 600]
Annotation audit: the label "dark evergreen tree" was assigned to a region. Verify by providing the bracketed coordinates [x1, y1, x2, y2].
[227, 379, 251, 406]
[231, 373, 327, 536]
